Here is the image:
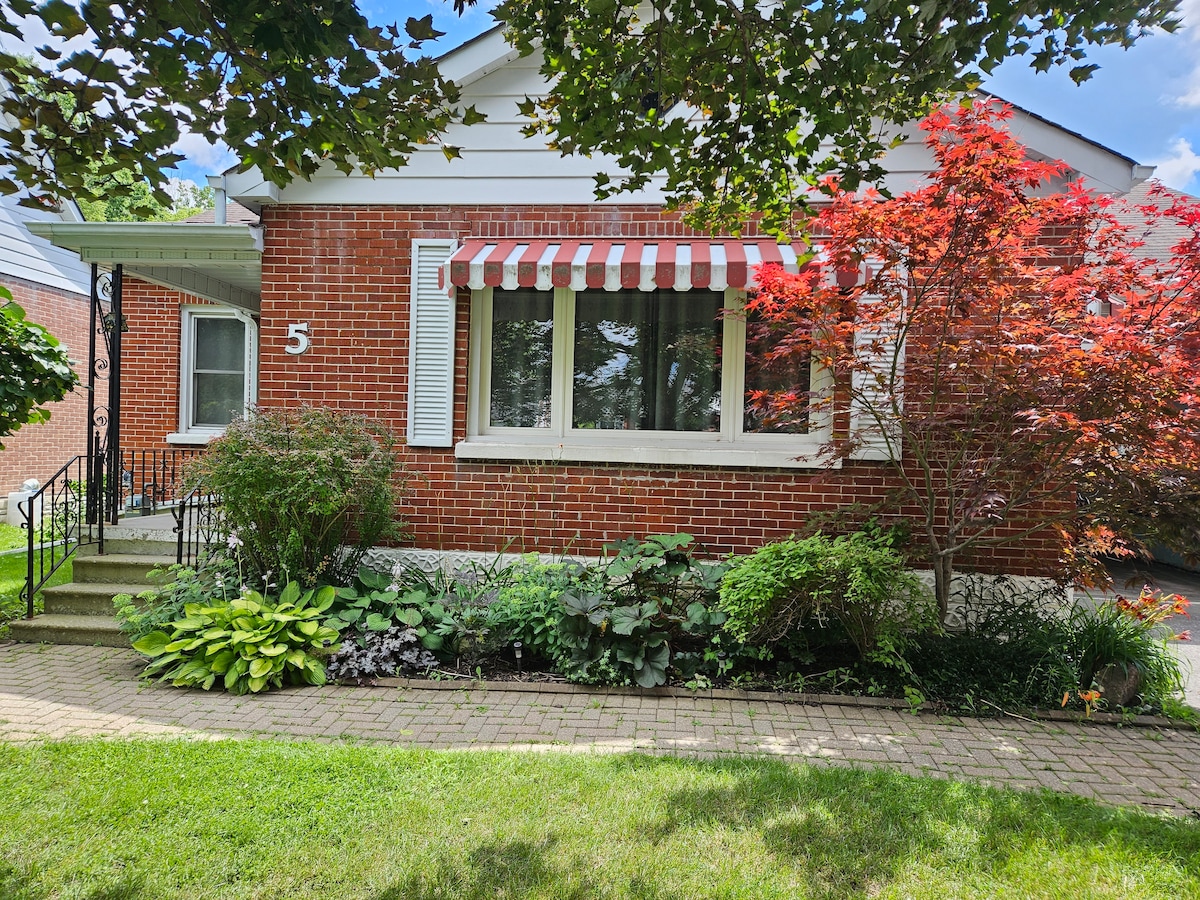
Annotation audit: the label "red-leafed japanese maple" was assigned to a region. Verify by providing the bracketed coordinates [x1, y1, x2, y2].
[748, 101, 1200, 622]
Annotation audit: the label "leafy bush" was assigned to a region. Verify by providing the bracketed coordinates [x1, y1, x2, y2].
[186, 407, 405, 586]
[719, 530, 933, 658]
[907, 580, 1190, 714]
[131, 582, 340, 694]
[326, 566, 459, 656]
[905, 585, 1078, 712]
[557, 534, 729, 687]
[113, 552, 243, 644]
[483, 558, 581, 666]
[325, 625, 437, 683]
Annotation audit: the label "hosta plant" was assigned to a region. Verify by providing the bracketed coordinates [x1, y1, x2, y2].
[132, 582, 340, 694]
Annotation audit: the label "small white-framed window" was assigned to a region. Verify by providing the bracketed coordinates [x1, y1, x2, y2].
[169, 307, 258, 444]
[460, 286, 834, 468]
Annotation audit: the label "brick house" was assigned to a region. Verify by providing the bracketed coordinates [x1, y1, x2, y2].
[0, 190, 93, 503]
[29, 30, 1154, 572]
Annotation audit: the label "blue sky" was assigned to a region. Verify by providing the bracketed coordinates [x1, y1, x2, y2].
[9, 1, 1200, 195]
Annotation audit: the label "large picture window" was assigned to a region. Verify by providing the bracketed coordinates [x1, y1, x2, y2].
[464, 286, 831, 467]
[170, 307, 257, 444]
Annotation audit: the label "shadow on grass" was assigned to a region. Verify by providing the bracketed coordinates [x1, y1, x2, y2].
[370, 837, 596, 900]
[3, 746, 1199, 899]
[641, 757, 1200, 900]
[365, 757, 1200, 900]
[0, 862, 146, 900]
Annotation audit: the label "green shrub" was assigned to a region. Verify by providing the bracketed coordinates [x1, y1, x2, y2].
[906, 585, 1078, 712]
[484, 558, 581, 666]
[131, 582, 340, 694]
[325, 565, 459, 656]
[718, 530, 933, 658]
[186, 406, 405, 586]
[906, 581, 1189, 714]
[556, 534, 729, 687]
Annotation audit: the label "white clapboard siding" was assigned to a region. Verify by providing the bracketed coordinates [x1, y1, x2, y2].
[407, 239, 459, 447]
[0, 193, 90, 295]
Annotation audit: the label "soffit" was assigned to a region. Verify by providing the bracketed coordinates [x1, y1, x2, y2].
[23, 221, 262, 313]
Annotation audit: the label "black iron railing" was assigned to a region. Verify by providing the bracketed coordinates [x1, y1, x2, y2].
[173, 488, 226, 568]
[21, 455, 100, 617]
[122, 448, 202, 516]
[19, 446, 212, 618]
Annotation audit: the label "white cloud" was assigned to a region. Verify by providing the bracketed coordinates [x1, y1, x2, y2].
[1172, 0, 1200, 107]
[1150, 137, 1200, 189]
[169, 130, 237, 176]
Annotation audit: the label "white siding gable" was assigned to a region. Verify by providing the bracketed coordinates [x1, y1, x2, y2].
[233, 38, 1143, 208]
[0, 193, 90, 295]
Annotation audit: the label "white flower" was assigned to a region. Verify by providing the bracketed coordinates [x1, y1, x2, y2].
[227, 531, 243, 550]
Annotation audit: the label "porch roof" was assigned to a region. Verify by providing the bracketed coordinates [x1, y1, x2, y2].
[24, 221, 262, 313]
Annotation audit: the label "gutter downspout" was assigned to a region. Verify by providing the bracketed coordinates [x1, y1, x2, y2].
[206, 174, 227, 225]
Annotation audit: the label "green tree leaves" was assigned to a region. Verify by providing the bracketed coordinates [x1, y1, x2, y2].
[0, 1, 484, 217]
[496, 0, 1181, 234]
[0, 287, 78, 447]
[0, 1, 1182, 229]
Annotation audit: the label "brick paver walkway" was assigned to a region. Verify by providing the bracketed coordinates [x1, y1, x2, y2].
[2, 643, 1199, 816]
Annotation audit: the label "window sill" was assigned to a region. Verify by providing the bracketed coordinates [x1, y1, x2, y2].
[166, 432, 220, 446]
[453, 439, 839, 470]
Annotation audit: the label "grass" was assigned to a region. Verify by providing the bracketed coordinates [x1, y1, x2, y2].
[0, 551, 72, 639]
[0, 740, 1198, 899]
[0, 523, 26, 552]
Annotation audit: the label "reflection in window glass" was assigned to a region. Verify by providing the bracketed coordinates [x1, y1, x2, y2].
[572, 290, 722, 432]
[490, 290, 554, 428]
[192, 317, 246, 427]
[743, 312, 810, 434]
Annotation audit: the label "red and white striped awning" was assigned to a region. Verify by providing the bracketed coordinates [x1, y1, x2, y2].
[441, 240, 804, 294]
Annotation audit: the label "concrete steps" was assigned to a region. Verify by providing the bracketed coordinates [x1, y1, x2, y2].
[9, 614, 128, 648]
[9, 520, 176, 647]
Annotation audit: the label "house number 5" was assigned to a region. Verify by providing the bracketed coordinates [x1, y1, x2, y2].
[285, 322, 310, 355]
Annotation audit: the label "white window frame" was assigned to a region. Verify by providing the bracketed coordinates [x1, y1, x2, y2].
[457, 287, 835, 468]
[168, 306, 258, 445]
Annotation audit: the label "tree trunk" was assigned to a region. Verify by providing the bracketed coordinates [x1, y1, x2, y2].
[933, 553, 955, 626]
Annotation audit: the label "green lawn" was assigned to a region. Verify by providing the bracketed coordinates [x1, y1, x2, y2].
[0, 550, 72, 638]
[0, 523, 26, 552]
[0, 740, 1196, 899]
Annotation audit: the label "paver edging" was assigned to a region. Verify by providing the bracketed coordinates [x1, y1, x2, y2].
[374, 676, 1198, 730]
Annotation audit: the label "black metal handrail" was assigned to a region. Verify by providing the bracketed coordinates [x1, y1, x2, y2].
[173, 487, 226, 567]
[21, 455, 101, 617]
[122, 447, 203, 517]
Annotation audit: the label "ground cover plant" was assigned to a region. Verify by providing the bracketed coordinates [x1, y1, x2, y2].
[1, 739, 1198, 900]
[132, 582, 339, 693]
[126, 524, 1191, 717]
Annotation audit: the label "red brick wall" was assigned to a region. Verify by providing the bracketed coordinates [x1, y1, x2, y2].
[243, 203, 1062, 574]
[107, 204, 1063, 574]
[119, 278, 190, 446]
[0, 275, 94, 493]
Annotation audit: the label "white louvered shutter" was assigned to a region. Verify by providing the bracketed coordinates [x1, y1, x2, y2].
[849, 276, 905, 462]
[407, 239, 458, 447]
